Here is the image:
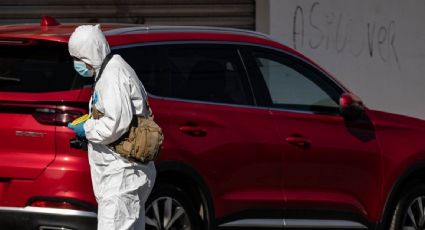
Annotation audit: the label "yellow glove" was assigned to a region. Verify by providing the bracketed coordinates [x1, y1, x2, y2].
[70, 114, 90, 126]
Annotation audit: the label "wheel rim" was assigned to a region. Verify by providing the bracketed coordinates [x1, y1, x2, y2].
[146, 196, 191, 230]
[402, 196, 425, 230]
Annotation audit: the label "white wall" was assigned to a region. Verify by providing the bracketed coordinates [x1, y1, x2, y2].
[256, 0, 425, 120]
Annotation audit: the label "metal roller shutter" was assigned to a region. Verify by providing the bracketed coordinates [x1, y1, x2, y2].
[0, 0, 255, 29]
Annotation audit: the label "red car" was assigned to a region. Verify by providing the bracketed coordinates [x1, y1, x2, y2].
[1, 17, 425, 230]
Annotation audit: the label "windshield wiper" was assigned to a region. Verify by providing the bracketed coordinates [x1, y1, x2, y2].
[0, 76, 21, 82]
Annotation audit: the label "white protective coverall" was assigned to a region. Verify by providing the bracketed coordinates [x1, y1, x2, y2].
[68, 25, 156, 230]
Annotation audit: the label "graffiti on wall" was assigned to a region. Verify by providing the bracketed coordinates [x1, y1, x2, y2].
[292, 2, 400, 67]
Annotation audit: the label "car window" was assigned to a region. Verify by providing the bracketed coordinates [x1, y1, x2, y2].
[164, 44, 254, 105]
[250, 50, 340, 113]
[115, 44, 254, 106]
[114, 46, 168, 97]
[0, 40, 88, 92]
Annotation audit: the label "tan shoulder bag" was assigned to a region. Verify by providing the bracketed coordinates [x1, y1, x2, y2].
[92, 103, 164, 163]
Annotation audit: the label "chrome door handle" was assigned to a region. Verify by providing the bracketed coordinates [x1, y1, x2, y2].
[179, 125, 207, 137]
[285, 135, 311, 149]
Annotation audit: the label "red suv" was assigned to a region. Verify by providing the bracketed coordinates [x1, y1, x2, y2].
[1, 17, 425, 230]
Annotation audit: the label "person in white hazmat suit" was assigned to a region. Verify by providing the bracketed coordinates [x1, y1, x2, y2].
[67, 25, 156, 230]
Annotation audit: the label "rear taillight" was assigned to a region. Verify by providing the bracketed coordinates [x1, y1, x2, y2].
[33, 106, 86, 126]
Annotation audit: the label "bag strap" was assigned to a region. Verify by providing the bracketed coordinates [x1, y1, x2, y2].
[138, 78, 153, 118]
[145, 95, 153, 118]
[93, 53, 113, 89]
[91, 54, 113, 109]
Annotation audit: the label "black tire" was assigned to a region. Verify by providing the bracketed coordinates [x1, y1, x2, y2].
[146, 184, 201, 230]
[389, 183, 425, 230]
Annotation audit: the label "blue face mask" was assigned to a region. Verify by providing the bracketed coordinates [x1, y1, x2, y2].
[73, 60, 94, 77]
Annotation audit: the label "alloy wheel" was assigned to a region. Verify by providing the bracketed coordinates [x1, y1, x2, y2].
[146, 196, 192, 230]
[401, 196, 425, 230]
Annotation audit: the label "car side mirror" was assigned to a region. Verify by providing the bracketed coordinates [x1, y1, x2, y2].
[339, 93, 365, 121]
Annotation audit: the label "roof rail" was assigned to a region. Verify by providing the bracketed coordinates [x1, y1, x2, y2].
[104, 25, 272, 40]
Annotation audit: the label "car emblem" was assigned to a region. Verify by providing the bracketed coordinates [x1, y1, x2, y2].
[15, 131, 46, 138]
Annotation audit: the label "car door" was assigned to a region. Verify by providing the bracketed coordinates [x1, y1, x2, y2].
[156, 43, 284, 222]
[244, 46, 383, 227]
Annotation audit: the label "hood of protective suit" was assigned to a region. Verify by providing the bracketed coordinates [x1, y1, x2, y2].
[68, 24, 110, 70]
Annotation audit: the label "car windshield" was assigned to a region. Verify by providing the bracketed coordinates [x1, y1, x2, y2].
[0, 40, 91, 92]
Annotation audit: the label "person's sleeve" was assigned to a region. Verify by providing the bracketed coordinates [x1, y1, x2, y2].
[83, 67, 133, 145]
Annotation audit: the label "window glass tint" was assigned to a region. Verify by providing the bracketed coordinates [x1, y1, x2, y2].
[252, 51, 339, 112]
[114, 46, 168, 96]
[165, 45, 253, 105]
[0, 40, 85, 92]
